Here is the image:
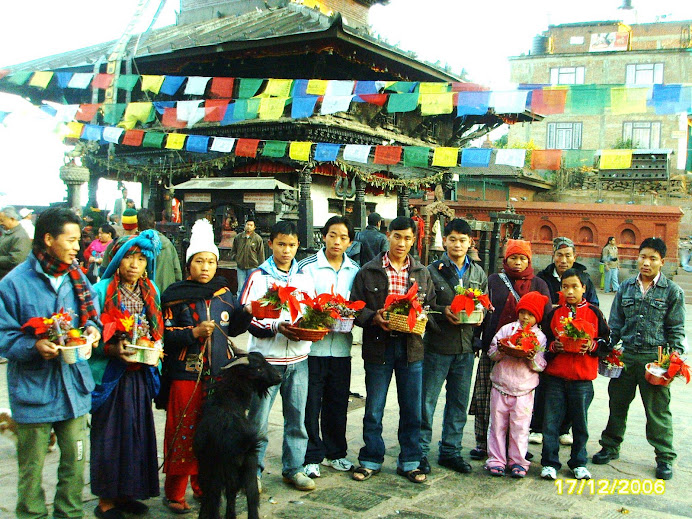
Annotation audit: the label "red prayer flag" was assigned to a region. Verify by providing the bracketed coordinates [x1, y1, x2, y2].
[121, 130, 145, 147]
[235, 138, 260, 158]
[91, 73, 114, 89]
[161, 108, 186, 129]
[0, 69, 9, 80]
[210, 77, 235, 98]
[530, 88, 567, 115]
[75, 104, 100, 122]
[359, 94, 388, 106]
[373, 145, 402, 165]
[531, 149, 562, 170]
[451, 82, 490, 92]
[204, 99, 230, 122]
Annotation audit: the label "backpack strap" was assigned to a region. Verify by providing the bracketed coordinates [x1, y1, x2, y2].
[499, 273, 521, 303]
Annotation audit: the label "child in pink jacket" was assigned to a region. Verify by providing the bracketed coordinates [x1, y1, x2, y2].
[486, 291, 548, 478]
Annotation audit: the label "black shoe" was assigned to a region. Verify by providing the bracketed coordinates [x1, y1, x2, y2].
[469, 447, 487, 460]
[115, 500, 149, 515]
[656, 462, 673, 480]
[525, 451, 534, 461]
[592, 449, 619, 465]
[94, 506, 125, 519]
[418, 456, 431, 475]
[439, 456, 472, 473]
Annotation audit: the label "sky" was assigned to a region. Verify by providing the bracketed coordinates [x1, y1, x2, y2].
[0, 0, 688, 206]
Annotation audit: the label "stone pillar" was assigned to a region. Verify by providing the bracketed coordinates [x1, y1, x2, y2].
[59, 163, 90, 210]
[397, 186, 410, 217]
[298, 168, 314, 249]
[352, 176, 367, 231]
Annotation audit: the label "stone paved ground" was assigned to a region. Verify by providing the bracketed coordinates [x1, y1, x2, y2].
[1, 292, 691, 519]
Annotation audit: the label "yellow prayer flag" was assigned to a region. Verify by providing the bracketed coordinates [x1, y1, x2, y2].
[119, 102, 153, 129]
[165, 133, 187, 150]
[29, 71, 54, 89]
[432, 147, 459, 167]
[64, 122, 84, 139]
[610, 87, 648, 115]
[600, 149, 632, 169]
[141, 75, 165, 94]
[419, 82, 450, 94]
[306, 80, 328, 95]
[289, 141, 313, 161]
[258, 97, 287, 120]
[303, 0, 319, 7]
[420, 93, 454, 116]
[263, 79, 293, 98]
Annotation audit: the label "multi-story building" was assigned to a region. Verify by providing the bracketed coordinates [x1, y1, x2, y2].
[508, 19, 691, 175]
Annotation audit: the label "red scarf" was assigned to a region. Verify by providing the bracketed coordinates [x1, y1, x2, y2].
[35, 250, 99, 328]
[496, 260, 535, 330]
[103, 270, 163, 341]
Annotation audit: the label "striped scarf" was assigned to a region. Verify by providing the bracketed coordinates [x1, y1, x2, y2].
[103, 270, 163, 342]
[35, 250, 100, 328]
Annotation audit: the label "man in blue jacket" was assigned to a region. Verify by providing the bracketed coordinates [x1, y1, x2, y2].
[0, 207, 101, 519]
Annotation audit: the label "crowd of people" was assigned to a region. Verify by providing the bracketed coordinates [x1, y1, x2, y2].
[0, 204, 687, 519]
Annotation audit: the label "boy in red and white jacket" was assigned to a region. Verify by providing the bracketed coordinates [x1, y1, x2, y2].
[540, 268, 610, 482]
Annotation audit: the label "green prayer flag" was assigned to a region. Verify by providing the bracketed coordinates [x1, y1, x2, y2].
[403, 146, 431, 167]
[8, 70, 32, 85]
[102, 103, 126, 125]
[237, 78, 264, 98]
[387, 93, 419, 113]
[563, 149, 595, 169]
[142, 132, 166, 148]
[386, 81, 416, 93]
[234, 98, 261, 120]
[261, 140, 287, 158]
[566, 86, 610, 115]
[116, 75, 139, 91]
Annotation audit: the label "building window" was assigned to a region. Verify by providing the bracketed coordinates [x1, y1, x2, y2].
[625, 63, 663, 85]
[549, 66, 585, 85]
[539, 225, 554, 242]
[620, 228, 636, 245]
[578, 226, 594, 243]
[623, 122, 661, 149]
[547, 122, 582, 150]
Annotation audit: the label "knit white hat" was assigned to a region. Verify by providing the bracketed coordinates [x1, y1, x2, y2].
[186, 218, 219, 262]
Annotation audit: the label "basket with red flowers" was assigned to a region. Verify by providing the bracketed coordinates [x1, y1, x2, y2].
[598, 348, 625, 378]
[450, 287, 493, 324]
[323, 289, 365, 333]
[101, 307, 162, 365]
[251, 283, 302, 320]
[555, 316, 596, 353]
[645, 347, 690, 386]
[498, 325, 544, 359]
[285, 292, 339, 342]
[21, 309, 97, 364]
[383, 282, 429, 335]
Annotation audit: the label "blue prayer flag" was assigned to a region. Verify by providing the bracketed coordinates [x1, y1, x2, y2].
[456, 91, 489, 116]
[314, 143, 340, 162]
[186, 135, 210, 153]
[56, 72, 73, 89]
[291, 96, 318, 118]
[460, 148, 492, 168]
[160, 76, 186, 96]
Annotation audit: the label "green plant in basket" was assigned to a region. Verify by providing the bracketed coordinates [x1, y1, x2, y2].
[324, 288, 365, 318]
[257, 283, 302, 321]
[557, 316, 595, 339]
[450, 286, 493, 317]
[298, 293, 340, 330]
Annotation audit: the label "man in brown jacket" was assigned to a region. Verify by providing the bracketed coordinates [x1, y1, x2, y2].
[350, 216, 436, 484]
[232, 219, 265, 295]
[0, 206, 32, 280]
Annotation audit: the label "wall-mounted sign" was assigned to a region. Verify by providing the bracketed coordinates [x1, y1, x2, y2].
[184, 193, 212, 203]
[243, 192, 274, 212]
[589, 32, 629, 52]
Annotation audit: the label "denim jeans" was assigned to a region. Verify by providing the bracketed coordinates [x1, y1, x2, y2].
[541, 375, 593, 470]
[530, 373, 571, 436]
[249, 360, 309, 478]
[360, 339, 423, 472]
[604, 267, 620, 293]
[420, 351, 474, 460]
[236, 268, 254, 297]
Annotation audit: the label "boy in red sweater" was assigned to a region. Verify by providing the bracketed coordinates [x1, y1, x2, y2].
[540, 269, 610, 481]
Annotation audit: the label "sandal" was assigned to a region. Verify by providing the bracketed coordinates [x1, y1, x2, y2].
[510, 464, 527, 479]
[396, 467, 427, 484]
[487, 465, 505, 477]
[352, 466, 380, 481]
[162, 497, 192, 515]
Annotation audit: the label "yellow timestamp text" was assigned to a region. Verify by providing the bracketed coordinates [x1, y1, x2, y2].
[555, 479, 665, 495]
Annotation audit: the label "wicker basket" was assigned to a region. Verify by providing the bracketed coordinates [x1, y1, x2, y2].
[384, 312, 427, 335]
[457, 308, 484, 325]
[644, 363, 672, 386]
[558, 336, 590, 353]
[59, 335, 96, 365]
[498, 338, 530, 358]
[125, 344, 163, 366]
[285, 324, 329, 342]
[598, 361, 623, 378]
[252, 300, 281, 319]
[331, 318, 355, 333]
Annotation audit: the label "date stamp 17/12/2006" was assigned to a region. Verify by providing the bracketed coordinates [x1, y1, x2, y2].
[555, 479, 665, 495]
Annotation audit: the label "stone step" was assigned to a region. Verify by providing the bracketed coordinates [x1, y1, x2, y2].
[671, 273, 692, 304]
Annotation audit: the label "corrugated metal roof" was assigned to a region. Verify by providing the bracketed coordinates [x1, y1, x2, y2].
[173, 177, 297, 191]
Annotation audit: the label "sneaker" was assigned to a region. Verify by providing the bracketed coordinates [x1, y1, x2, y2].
[304, 463, 321, 478]
[559, 433, 574, 446]
[572, 466, 591, 480]
[528, 432, 543, 445]
[321, 458, 354, 472]
[283, 472, 316, 491]
[541, 466, 557, 480]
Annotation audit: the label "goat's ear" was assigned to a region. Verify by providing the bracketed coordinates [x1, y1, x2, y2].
[222, 356, 250, 369]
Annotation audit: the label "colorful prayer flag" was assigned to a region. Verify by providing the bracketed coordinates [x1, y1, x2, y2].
[75, 104, 100, 122]
[489, 90, 528, 113]
[314, 143, 340, 162]
[29, 71, 53, 89]
[530, 87, 567, 115]
[432, 147, 459, 167]
[460, 148, 492, 168]
[531, 149, 562, 170]
[320, 95, 353, 115]
[116, 74, 139, 91]
[291, 96, 318, 118]
[373, 145, 402, 165]
[92, 74, 114, 89]
[343, 144, 371, 163]
[141, 75, 165, 94]
[186, 135, 210, 153]
[610, 87, 648, 115]
[261, 140, 287, 158]
[210, 77, 235, 98]
[64, 122, 84, 139]
[184, 76, 211, 95]
[159, 76, 185, 95]
[142, 132, 166, 148]
[237, 78, 263, 98]
[67, 73, 93, 89]
[165, 133, 187, 150]
[289, 141, 313, 162]
[403, 146, 430, 168]
[264, 79, 293, 98]
[235, 138, 260, 157]
[103, 126, 124, 144]
[420, 93, 453, 115]
[386, 93, 419, 113]
[456, 91, 490, 116]
[204, 99, 229, 122]
[306, 79, 328, 95]
[258, 97, 287, 119]
[495, 149, 526, 168]
[210, 137, 235, 153]
[600, 149, 632, 169]
[121, 130, 145, 147]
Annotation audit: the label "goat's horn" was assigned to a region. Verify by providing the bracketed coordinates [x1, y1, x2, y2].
[222, 356, 250, 369]
[227, 339, 248, 356]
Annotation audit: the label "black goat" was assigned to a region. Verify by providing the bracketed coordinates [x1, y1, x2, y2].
[193, 352, 281, 519]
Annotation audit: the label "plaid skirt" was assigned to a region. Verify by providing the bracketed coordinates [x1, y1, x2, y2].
[468, 352, 495, 448]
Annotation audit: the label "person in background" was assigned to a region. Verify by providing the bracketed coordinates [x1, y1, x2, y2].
[232, 218, 265, 296]
[84, 224, 116, 284]
[601, 237, 620, 293]
[18, 208, 35, 239]
[113, 187, 128, 225]
[121, 208, 138, 237]
[592, 238, 685, 481]
[126, 199, 136, 210]
[137, 208, 183, 293]
[0, 207, 101, 519]
[354, 212, 389, 266]
[0, 206, 33, 280]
